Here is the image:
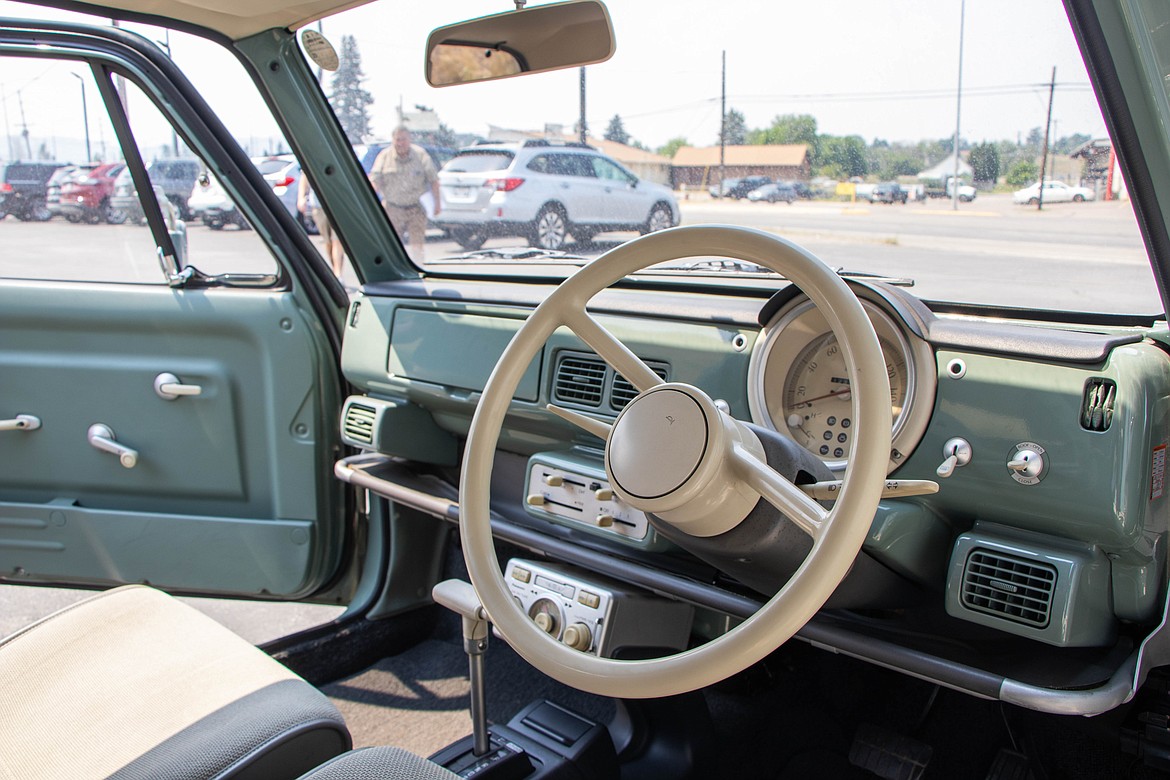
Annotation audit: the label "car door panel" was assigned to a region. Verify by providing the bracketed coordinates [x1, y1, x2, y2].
[0, 282, 340, 598]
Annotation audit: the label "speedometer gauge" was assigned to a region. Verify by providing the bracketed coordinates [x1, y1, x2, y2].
[747, 294, 935, 474]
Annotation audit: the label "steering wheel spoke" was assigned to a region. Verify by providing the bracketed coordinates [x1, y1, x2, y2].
[729, 441, 827, 538]
[564, 308, 664, 394]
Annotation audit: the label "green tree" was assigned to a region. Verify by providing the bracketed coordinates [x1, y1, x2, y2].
[749, 114, 819, 164]
[1006, 159, 1040, 188]
[818, 135, 867, 178]
[329, 36, 374, 144]
[604, 114, 630, 145]
[656, 137, 689, 158]
[969, 142, 1001, 185]
[720, 108, 747, 146]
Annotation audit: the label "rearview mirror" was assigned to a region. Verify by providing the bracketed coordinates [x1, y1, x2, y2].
[426, 0, 615, 88]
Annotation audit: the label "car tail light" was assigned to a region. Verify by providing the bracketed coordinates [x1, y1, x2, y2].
[0, 183, 11, 193]
[274, 176, 295, 188]
[486, 177, 524, 192]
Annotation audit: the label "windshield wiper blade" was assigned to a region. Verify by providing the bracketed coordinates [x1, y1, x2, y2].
[833, 268, 915, 287]
[432, 247, 588, 263]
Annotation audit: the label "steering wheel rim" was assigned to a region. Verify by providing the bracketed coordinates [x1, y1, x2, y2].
[459, 225, 891, 699]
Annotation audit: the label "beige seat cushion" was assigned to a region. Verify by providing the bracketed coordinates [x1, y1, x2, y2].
[0, 585, 350, 780]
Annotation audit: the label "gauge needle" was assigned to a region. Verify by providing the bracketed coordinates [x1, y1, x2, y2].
[793, 386, 851, 408]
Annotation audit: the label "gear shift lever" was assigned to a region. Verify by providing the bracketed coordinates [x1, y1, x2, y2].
[433, 579, 491, 757]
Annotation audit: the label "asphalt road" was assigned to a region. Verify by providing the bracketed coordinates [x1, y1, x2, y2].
[1, 192, 1157, 314]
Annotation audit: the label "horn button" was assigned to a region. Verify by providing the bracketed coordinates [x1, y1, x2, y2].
[607, 387, 710, 500]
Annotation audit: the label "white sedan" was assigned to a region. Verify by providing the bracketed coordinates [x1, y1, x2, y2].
[1013, 180, 1096, 204]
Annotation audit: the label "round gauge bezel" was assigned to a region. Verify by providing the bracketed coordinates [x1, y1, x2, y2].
[747, 295, 935, 474]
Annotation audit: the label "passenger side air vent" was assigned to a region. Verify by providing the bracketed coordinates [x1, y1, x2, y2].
[611, 364, 670, 411]
[552, 355, 607, 407]
[960, 549, 1056, 628]
[1081, 378, 1115, 432]
[342, 402, 377, 445]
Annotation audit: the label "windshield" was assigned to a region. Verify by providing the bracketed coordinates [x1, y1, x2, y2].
[309, 0, 1156, 315]
[0, 0, 1156, 315]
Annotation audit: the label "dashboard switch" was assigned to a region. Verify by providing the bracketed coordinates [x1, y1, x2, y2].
[543, 474, 564, 487]
[594, 487, 614, 501]
[1007, 442, 1047, 485]
[526, 494, 546, 506]
[937, 437, 972, 478]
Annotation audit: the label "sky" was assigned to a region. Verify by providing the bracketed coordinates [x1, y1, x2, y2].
[0, 0, 1108, 162]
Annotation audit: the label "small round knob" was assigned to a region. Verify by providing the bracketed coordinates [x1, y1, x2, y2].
[1008, 448, 1045, 479]
[533, 611, 557, 635]
[562, 623, 592, 651]
[543, 474, 563, 487]
[526, 494, 546, 506]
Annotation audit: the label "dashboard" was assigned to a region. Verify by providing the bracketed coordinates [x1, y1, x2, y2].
[336, 272, 1170, 711]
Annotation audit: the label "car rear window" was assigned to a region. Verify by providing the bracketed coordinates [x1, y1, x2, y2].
[441, 151, 514, 173]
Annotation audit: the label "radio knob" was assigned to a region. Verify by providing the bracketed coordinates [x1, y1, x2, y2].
[533, 611, 558, 635]
[543, 474, 563, 487]
[562, 623, 592, 651]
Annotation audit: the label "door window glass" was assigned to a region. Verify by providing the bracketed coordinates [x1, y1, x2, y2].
[0, 55, 280, 283]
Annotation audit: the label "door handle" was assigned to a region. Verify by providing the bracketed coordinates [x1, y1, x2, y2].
[87, 424, 138, 469]
[154, 372, 203, 400]
[0, 414, 41, 432]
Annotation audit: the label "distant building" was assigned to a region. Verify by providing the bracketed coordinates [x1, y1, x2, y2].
[1070, 139, 1112, 183]
[670, 145, 811, 189]
[916, 153, 973, 182]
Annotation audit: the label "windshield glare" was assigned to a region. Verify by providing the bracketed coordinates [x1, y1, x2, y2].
[308, 0, 1156, 316]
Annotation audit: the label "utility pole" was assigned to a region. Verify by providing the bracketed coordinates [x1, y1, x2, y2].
[718, 50, 726, 195]
[951, 0, 965, 211]
[71, 73, 91, 162]
[578, 67, 587, 144]
[1, 84, 13, 160]
[1037, 66, 1056, 211]
[17, 89, 31, 159]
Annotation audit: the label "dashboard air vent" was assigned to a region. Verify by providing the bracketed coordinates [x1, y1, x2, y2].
[342, 402, 377, 445]
[961, 550, 1056, 628]
[552, 355, 606, 407]
[611, 364, 670, 410]
[1081, 378, 1115, 432]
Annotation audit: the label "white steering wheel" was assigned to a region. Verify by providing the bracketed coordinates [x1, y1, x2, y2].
[459, 225, 891, 698]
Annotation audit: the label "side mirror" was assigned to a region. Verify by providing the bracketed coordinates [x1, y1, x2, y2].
[197, 172, 210, 187]
[426, 0, 615, 88]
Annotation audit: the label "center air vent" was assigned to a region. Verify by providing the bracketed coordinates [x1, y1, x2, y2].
[552, 351, 670, 412]
[1081, 378, 1115, 432]
[342, 402, 377, 445]
[961, 549, 1056, 628]
[553, 355, 607, 406]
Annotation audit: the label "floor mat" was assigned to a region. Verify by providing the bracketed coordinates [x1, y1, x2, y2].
[323, 635, 615, 758]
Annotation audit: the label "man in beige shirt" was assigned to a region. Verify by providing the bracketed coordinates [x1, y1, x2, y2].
[369, 125, 440, 260]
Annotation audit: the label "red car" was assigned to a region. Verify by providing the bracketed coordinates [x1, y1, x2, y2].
[56, 162, 128, 224]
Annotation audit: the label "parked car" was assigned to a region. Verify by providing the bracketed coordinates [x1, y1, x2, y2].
[709, 175, 771, 199]
[1013, 180, 1096, 205]
[871, 182, 908, 204]
[110, 158, 201, 222]
[54, 162, 128, 224]
[436, 139, 680, 250]
[0, 160, 66, 221]
[746, 182, 797, 203]
[187, 169, 249, 229]
[45, 164, 88, 220]
[252, 155, 316, 233]
[781, 180, 815, 199]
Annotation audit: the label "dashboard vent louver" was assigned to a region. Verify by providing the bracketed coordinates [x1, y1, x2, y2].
[611, 365, 670, 410]
[552, 355, 607, 407]
[342, 402, 378, 445]
[961, 550, 1056, 628]
[1081, 378, 1115, 432]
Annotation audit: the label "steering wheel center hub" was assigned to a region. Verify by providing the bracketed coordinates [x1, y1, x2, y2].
[607, 387, 709, 499]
